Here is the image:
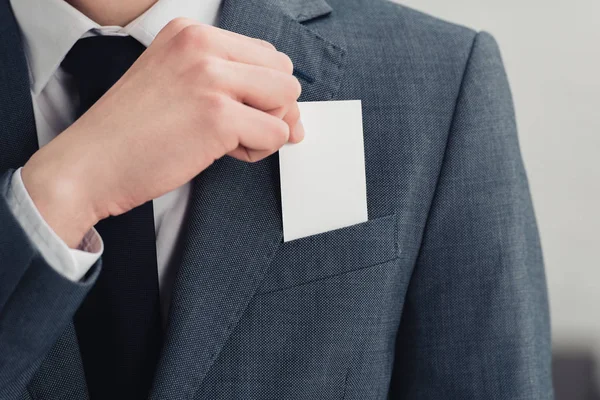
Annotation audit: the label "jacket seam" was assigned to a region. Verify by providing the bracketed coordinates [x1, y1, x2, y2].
[258, 255, 401, 296]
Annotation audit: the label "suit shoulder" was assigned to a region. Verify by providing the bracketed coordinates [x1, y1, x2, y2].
[327, 0, 479, 66]
[377, 1, 477, 41]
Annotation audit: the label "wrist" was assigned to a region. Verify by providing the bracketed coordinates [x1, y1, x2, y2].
[22, 148, 99, 248]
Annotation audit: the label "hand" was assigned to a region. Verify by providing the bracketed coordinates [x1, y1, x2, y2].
[22, 19, 303, 248]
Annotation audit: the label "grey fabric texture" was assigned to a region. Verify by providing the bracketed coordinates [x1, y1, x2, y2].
[0, 171, 100, 399]
[0, 0, 552, 398]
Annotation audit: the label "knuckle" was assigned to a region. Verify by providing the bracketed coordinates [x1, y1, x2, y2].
[195, 56, 221, 85]
[278, 52, 294, 75]
[202, 94, 237, 150]
[205, 92, 229, 116]
[191, 25, 212, 49]
[291, 76, 302, 99]
[175, 25, 208, 52]
[281, 75, 302, 101]
[247, 152, 261, 163]
[170, 17, 189, 28]
[163, 17, 191, 36]
[287, 108, 301, 126]
[272, 119, 290, 145]
[203, 94, 231, 131]
[174, 26, 196, 51]
[257, 39, 276, 50]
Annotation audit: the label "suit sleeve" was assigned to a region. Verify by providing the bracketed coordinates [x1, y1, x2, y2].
[0, 169, 100, 397]
[6, 168, 102, 281]
[388, 32, 553, 399]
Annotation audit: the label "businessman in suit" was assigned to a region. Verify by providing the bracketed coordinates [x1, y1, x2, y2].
[0, 0, 552, 398]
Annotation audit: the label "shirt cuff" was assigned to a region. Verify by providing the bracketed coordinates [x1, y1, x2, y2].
[6, 168, 103, 281]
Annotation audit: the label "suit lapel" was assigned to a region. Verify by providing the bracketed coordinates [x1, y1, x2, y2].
[0, 0, 38, 172]
[150, 0, 346, 398]
[218, 0, 346, 101]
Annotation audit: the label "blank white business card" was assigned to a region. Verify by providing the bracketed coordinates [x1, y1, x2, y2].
[279, 100, 368, 242]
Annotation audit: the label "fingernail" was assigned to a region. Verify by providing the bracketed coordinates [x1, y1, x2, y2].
[294, 119, 305, 142]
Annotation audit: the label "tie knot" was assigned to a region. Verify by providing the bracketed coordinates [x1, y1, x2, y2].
[61, 36, 146, 116]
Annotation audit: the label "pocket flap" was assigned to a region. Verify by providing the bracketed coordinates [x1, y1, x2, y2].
[259, 214, 399, 293]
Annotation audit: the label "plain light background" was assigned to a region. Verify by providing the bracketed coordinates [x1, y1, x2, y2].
[394, 0, 600, 356]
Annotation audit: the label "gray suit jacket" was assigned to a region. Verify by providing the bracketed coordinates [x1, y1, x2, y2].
[0, 0, 552, 398]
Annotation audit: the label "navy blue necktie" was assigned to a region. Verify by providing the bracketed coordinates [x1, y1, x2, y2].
[62, 36, 162, 400]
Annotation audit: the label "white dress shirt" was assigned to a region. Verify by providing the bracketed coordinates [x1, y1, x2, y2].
[7, 0, 223, 319]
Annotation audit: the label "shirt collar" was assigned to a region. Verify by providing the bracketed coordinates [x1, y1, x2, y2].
[10, 0, 222, 95]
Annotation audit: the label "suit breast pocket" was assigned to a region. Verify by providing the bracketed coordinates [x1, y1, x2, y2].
[258, 214, 400, 294]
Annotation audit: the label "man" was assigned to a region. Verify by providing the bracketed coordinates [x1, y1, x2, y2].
[0, 0, 552, 398]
